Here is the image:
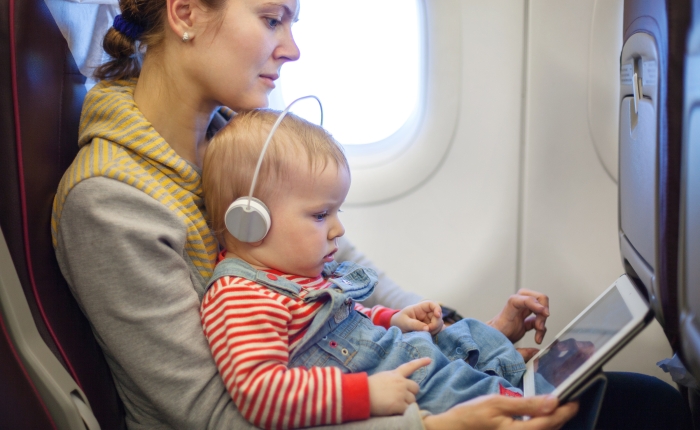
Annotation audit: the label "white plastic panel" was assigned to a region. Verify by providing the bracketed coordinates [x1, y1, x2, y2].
[341, 0, 526, 322]
[619, 96, 657, 271]
[520, 0, 671, 382]
[617, 32, 662, 322]
[587, 0, 624, 182]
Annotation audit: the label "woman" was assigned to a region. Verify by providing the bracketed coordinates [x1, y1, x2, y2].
[51, 0, 596, 428]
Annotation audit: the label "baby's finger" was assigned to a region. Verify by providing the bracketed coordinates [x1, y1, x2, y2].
[406, 379, 420, 395]
[396, 357, 432, 378]
[402, 318, 430, 333]
[417, 301, 442, 319]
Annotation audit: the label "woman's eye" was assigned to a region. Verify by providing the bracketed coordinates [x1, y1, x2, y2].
[313, 212, 328, 221]
[266, 17, 281, 29]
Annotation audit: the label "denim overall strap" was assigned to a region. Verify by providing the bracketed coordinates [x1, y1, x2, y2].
[206, 258, 380, 360]
[205, 258, 302, 297]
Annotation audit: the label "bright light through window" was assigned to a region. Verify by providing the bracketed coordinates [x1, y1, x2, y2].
[270, 0, 423, 145]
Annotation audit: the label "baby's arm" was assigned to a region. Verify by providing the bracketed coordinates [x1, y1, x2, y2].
[354, 303, 400, 328]
[391, 302, 444, 335]
[355, 301, 443, 336]
[201, 278, 369, 429]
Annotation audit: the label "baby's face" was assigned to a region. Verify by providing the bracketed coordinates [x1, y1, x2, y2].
[252, 158, 350, 277]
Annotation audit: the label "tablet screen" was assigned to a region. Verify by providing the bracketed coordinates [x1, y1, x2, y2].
[532, 286, 633, 395]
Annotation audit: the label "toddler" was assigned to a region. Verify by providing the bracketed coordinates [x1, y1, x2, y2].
[201, 110, 528, 429]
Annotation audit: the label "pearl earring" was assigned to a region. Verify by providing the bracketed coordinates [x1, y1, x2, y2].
[182, 32, 190, 42]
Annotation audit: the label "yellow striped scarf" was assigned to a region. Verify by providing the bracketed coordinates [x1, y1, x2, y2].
[52, 80, 218, 279]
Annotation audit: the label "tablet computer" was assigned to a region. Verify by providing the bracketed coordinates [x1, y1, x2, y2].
[522, 274, 654, 401]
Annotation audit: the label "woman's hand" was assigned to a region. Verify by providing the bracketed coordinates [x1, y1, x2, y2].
[390, 301, 444, 335]
[516, 347, 541, 363]
[487, 289, 550, 344]
[422, 395, 579, 430]
[368, 357, 431, 416]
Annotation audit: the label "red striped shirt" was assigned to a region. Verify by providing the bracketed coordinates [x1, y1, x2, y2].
[200, 270, 398, 429]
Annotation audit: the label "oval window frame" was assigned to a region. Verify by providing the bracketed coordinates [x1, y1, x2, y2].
[272, 0, 461, 206]
[344, 0, 461, 205]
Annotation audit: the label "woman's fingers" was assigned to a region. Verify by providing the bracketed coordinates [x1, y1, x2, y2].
[515, 401, 579, 430]
[523, 315, 547, 344]
[516, 347, 540, 363]
[510, 293, 549, 318]
[517, 289, 550, 310]
[492, 394, 558, 417]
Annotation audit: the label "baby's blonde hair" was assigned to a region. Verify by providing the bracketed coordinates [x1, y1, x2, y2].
[203, 109, 349, 243]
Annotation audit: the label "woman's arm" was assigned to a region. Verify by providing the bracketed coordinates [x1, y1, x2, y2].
[336, 237, 423, 309]
[56, 178, 426, 430]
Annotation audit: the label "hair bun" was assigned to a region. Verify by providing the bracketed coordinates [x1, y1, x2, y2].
[113, 14, 145, 40]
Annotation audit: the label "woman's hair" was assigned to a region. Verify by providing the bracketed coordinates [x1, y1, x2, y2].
[95, 0, 226, 81]
[203, 109, 349, 243]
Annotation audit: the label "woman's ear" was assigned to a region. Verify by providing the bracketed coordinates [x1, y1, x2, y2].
[166, 0, 199, 41]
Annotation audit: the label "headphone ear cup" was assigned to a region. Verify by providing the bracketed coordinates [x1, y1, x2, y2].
[224, 197, 271, 243]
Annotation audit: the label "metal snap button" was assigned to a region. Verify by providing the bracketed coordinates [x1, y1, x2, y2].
[342, 279, 352, 285]
[322, 336, 328, 340]
[456, 347, 464, 355]
[266, 274, 278, 281]
[330, 341, 338, 348]
[341, 348, 349, 356]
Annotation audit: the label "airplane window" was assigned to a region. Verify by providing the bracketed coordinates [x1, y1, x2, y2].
[269, 0, 424, 146]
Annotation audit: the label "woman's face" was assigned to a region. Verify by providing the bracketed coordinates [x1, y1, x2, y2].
[192, 0, 300, 110]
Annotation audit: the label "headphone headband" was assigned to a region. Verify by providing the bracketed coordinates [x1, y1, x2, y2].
[225, 96, 324, 243]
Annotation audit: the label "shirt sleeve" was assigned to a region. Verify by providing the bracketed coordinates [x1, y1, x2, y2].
[202, 278, 371, 429]
[354, 303, 400, 329]
[55, 178, 253, 429]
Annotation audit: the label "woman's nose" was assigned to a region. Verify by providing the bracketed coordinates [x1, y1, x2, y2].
[276, 29, 300, 62]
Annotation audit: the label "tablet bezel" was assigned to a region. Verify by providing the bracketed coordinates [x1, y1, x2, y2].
[522, 275, 653, 400]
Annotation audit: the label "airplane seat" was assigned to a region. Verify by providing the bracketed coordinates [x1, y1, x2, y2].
[680, 0, 700, 420]
[620, 0, 690, 353]
[1, 0, 125, 427]
[620, 0, 700, 426]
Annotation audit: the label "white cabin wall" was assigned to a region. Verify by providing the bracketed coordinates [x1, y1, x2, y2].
[342, 0, 673, 382]
[520, 0, 671, 382]
[341, 0, 526, 323]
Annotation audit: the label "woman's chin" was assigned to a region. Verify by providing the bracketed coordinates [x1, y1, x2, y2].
[225, 93, 269, 111]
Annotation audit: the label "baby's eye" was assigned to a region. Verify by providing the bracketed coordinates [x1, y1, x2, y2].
[313, 212, 328, 221]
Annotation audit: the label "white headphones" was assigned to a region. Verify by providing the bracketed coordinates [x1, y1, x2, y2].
[224, 96, 324, 243]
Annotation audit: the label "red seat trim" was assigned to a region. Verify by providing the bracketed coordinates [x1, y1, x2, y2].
[9, 0, 82, 391]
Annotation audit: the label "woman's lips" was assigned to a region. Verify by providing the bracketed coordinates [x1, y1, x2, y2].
[260, 74, 278, 88]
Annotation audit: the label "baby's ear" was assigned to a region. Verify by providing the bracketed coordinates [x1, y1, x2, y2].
[248, 239, 264, 247]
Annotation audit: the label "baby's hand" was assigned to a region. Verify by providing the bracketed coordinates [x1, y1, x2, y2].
[391, 301, 444, 335]
[368, 357, 431, 416]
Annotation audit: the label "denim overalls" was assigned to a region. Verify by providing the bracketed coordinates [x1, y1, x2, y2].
[207, 258, 526, 414]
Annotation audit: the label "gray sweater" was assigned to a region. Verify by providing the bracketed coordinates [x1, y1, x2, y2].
[55, 176, 425, 430]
